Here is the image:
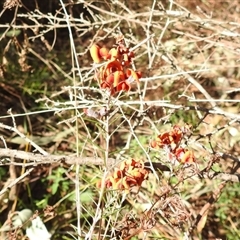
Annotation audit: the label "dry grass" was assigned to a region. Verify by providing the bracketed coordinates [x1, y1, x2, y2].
[0, 0, 240, 239]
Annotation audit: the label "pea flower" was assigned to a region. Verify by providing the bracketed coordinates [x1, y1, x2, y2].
[99, 159, 149, 193]
[174, 148, 195, 163]
[89, 38, 142, 95]
[150, 125, 183, 151]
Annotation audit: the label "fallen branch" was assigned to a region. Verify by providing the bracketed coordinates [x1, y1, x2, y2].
[0, 148, 239, 183]
[0, 147, 113, 167]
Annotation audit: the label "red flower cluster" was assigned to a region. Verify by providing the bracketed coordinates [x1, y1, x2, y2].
[151, 125, 195, 164]
[99, 159, 149, 193]
[174, 147, 195, 164]
[90, 38, 141, 95]
[150, 125, 183, 150]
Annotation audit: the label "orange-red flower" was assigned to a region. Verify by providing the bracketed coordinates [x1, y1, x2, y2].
[100, 158, 149, 193]
[116, 81, 131, 92]
[90, 45, 110, 63]
[151, 125, 183, 150]
[126, 69, 141, 83]
[100, 81, 111, 89]
[90, 39, 141, 95]
[108, 47, 120, 60]
[99, 47, 109, 60]
[174, 148, 195, 163]
[150, 125, 196, 164]
[112, 71, 125, 87]
[90, 44, 101, 63]
[103, 60, 123, 77]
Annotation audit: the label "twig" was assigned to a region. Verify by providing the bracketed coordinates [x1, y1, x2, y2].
[161, 54, 218, 109]
[0, 123, 48, 156]
[146, 162, 240, 182]
[0, 167, 34, 199]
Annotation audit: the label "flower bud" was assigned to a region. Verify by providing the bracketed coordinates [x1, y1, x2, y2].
[90, 44, 101, 63]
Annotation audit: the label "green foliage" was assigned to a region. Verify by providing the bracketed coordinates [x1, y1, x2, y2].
[128, 135, 149, 159]
[169, 109, 198, 127]
[23, 69, 50, 96]
[0, 167, 7, 181]
[46, 167, 69, 195]
[215, 183, 240, 239]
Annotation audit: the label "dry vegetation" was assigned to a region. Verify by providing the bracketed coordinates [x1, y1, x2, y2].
[0, 0, 240, 240]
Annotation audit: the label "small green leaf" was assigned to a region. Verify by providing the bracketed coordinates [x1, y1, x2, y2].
[67, 190, 93, 203]
[80, 191, 93, 203]
[5, 29, 21, 37]
[51, 182, 59, 195]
